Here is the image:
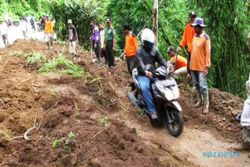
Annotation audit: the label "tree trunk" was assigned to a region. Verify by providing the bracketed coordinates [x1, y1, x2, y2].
[153, 0, 158, 45]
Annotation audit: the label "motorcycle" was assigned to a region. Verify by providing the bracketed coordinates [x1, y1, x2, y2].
[128, 65, 184, 137]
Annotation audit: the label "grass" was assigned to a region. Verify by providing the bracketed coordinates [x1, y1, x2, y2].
[39, 54, 90, 78]
[52, 139, 61, 149]
[26, 52, 46, 66]
[10, 51, 24, 57]
[51, 131, 77, 151]
[98, 115, 110, 128]
[49, 88, 60, 97]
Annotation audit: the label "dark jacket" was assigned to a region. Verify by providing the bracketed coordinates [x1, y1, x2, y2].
[137, 47, 167, 75]
[68, 25, 78, 42]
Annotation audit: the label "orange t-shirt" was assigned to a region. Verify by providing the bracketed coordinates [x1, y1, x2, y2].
[125, 32, 138, 57]
[45, 20, 54, 34]
[180, 23, 195, 52]
[170, 55, 187, 70]
[190, 33, 211, 71]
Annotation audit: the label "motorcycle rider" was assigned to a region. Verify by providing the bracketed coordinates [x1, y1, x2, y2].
[136, 28, 168, 120]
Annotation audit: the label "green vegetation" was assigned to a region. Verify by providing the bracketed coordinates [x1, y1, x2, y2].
[26, 52, 46, 66]
[51, 131, 77, 151]
[39, 54, 89, 78]
[98, 115, 110, 128]
[68, 131, 76, 139]
[52, 139, 61, 149]
[10, 51, 24, 57]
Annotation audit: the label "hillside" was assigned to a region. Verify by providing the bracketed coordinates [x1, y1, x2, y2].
[0, 40, 249, 167]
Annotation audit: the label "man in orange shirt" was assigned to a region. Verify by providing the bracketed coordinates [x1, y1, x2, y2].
[190, 18, 211, 114]
[44, 16, 54, 49]
[123, 24, 138, 75]
[177, 11, 196, 73]
[167, 46, 188, 76]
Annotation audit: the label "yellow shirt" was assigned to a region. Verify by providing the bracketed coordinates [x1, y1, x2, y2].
[190, 32, 211, 71]
[45, 20, 54, 34]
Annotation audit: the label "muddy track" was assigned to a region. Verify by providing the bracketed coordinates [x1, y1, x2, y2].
[78, 46, 250, 166]
[0, 41, 249, 167]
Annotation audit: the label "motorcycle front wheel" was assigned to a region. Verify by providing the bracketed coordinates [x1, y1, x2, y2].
[165, 107, 184, 137]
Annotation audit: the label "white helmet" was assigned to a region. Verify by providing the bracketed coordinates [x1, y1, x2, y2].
[141, 28, 155, 44]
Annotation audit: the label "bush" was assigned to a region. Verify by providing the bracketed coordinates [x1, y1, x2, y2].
[39, 54, 89, 78]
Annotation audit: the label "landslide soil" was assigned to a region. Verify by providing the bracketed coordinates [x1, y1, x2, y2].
[0, 41, 181, 167]
[0, 40, 248, 167]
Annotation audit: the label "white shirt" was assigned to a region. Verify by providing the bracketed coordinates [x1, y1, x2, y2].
[20, 20, 28, 31]
[100, 29, 105, 48]
[0, 22, 8, 35]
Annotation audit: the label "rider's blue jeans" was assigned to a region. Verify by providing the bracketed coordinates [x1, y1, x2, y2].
[137, 76, 157, 114]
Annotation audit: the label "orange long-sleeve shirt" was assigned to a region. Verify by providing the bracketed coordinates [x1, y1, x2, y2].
[190, 32, 211, 71]
[180, 23, 195, 53]
[125, 32, 138, 57]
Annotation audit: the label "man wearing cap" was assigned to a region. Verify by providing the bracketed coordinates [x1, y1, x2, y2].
[190, 17, 211, 114]
[123, 23, 138, 75]
[68, 19, 78, 59]
[104, 18, 115, 68]
[177, 11, 196, 73]
[167, 46, 188, 77]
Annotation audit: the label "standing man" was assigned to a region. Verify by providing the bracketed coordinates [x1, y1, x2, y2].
[104, 18, 115, 68]
[20, 17, 28, 39]
[40, 15, 46, 30]
[240, 33, 250, 149]
[99, 23, 106, 64]
[0, 20, 9, 47]
[90, 22, 100, 63]
[190, 18, 211, 114]
[30, 15, 36, 31]
[44, 16, 54, 49]
[177, 11, 197, 73]
[68, 19, 78, 59]
[123, 23, 138, 75]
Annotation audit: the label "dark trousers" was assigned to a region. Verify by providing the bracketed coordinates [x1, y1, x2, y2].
[101, 48, 107, 64]
[126, 56, 138, 75]
[106, 40, 114, 67]
[2, 34, 8, 46]
[93, 41, 100, 61]
[187, 52, 191, 74]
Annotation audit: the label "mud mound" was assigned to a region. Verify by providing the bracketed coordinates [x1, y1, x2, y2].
[0, 41, 167, 167]
[210, 88, 243, 117]
[180, 87, 243, 143]
[1, 116, 163, 167]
